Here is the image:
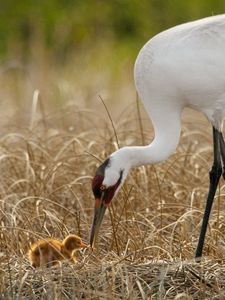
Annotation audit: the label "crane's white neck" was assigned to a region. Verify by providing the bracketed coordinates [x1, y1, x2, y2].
[103, 105, 182, 188]
[111, 136, 179, 172]
[111, 109, 182, 169]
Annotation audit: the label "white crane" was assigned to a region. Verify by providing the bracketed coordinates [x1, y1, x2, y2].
[90, 14, 225, 260]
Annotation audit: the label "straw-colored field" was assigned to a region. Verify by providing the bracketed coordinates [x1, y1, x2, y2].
[1, 64, 225, 299]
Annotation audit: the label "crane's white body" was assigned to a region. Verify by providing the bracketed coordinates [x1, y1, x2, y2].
[102, 15, 225, 188]
[135, 14, 225, 129]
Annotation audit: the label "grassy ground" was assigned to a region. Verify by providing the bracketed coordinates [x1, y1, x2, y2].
[0, 64, 225, 299]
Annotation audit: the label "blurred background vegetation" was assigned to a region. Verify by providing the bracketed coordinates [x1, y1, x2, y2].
[0, 0, 225, 115]
[1, 0, 225, 62]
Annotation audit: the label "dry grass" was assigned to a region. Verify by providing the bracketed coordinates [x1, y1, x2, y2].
[0, 82, 225, 299]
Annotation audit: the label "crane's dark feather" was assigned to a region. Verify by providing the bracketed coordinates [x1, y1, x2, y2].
[92, 158, 123, 204]
[96, 158, 110, 176]
[92, 158, 110, 199]
[102, 170, 123, 204]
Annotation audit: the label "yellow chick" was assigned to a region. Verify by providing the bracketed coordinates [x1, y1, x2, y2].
[28, 234, 87, 268]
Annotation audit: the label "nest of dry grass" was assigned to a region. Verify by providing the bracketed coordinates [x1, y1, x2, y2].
[1, 91, 225, 299]
[2, 256, 225, 299]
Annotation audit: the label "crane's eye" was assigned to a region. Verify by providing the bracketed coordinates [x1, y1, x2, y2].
[100, 185, 106, 191]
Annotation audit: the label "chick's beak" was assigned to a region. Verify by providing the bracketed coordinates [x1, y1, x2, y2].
[90, 198, 107, 248]
[80, 242, 88, 248]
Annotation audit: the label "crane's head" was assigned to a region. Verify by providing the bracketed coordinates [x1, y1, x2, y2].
[90, 151, 130, 247]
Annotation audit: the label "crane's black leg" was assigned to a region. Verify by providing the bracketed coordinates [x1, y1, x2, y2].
[219, 132, 225, 179]
[195, 127, 222, 261]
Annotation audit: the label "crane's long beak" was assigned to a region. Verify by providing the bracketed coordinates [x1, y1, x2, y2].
[90, 198, 107, 248]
